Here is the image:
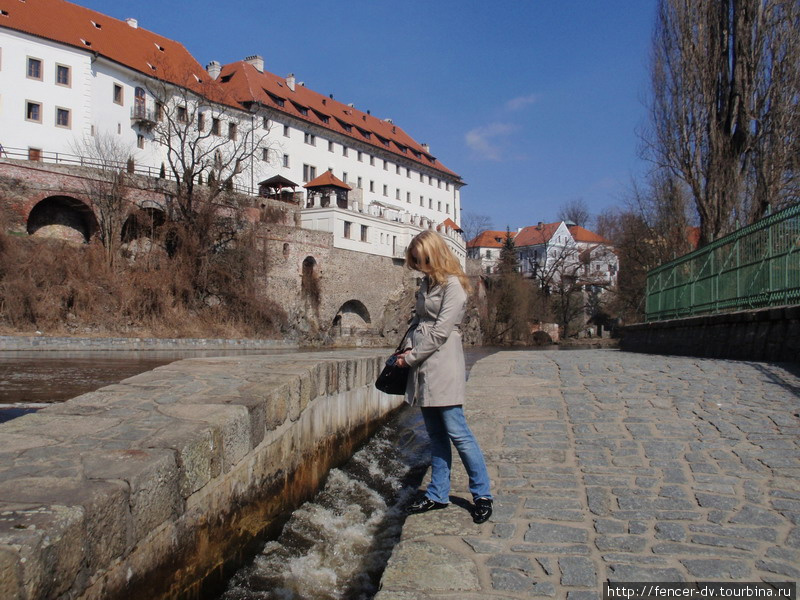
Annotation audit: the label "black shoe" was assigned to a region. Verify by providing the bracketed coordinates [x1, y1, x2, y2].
[472, 497, 493, 523]
[406, 496, 448, 514]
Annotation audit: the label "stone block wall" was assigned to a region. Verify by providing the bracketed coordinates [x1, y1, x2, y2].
[0, 351, 403, 599]
[619, 305, 800, 363]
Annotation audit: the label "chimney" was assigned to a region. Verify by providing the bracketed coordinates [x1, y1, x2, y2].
[125, 18, 138, 28]
[244, 55, 264, 73]
[421, 143, 430, 153]
[536, 222, 543, 230]
[206, 61, 221, 80]
[286, 73, 296, 92]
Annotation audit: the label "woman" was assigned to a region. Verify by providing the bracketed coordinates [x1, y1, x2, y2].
[396, 230, 493, 524]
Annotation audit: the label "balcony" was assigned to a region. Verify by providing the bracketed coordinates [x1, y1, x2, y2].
[131, 105, 157, 128]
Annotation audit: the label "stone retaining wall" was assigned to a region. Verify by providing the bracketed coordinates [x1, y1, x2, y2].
[0, 335, 297, 351]
[619, 304, 800, 362]
[0, 351, 402, 599]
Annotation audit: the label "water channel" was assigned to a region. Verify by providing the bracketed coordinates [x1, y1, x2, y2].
[0, 346, 501, 599]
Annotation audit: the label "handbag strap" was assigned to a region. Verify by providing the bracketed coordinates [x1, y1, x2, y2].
[394, 323, 416, 353]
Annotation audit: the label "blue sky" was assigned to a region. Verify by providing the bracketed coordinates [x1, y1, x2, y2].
[79, 0, 657, 232]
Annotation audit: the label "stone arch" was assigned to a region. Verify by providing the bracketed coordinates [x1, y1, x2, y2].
[332, 299, 371, 330]
[27, 195, 97, 243]
[121, 207, 166, 243]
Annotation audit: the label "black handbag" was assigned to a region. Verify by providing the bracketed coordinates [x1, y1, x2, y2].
[375, 325, 414, 395]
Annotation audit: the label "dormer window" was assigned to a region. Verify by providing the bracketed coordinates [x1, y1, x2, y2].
[154, 43, 165, 52]
[91, 21, 102, 29]
[266, 91, 285, 107]
[81, 39, 92, 47]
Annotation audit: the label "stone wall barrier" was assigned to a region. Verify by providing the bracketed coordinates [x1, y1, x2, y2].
[0, 351, 403, 600]
[620, 304, 800, 363]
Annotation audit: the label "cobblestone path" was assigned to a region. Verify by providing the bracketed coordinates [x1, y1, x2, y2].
[376, 350, 800, 599]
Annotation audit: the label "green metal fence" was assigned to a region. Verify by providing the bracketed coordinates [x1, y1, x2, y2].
[645, 203, 800, 321]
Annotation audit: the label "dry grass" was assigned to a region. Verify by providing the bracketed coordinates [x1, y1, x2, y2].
[0, 224, 286, 339]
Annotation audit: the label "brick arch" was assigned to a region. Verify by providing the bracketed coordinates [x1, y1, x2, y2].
[26, 195, 98, 243]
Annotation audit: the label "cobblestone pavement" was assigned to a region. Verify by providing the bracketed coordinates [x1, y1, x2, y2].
[375, 350, 800, 599]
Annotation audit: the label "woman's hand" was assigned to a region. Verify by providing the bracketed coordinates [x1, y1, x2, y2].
[395, 351, 411, 368]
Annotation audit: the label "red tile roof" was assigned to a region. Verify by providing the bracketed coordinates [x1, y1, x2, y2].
[216, 61, 461, 181]
[303, 170, 352, 190]
[567, 225, 611, 245]
[467, 230, 511, 248]
[438, 218, 462, 232]
[1, 0, 215, 98]
[514, 222, 562, 247]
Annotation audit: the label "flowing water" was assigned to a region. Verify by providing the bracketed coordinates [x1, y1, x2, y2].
[218, 406, 429, 600]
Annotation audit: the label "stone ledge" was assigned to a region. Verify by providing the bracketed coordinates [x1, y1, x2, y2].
[0, 350, 401, 600]
[0, 335, 297, 351]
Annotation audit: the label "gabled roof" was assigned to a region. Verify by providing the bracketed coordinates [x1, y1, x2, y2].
[259, 175, 299, 188]
[514, 222, 562, 247]
[467, 230, 511, 249]
[438, 218, 462, 233]
[567, 225, 611, 245]
[216, 60, 462, 181]
[0, 0, 214, 97]
[303, 170, 352, 190]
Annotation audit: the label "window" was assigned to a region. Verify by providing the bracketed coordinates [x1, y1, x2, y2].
[113, 83, 123, 105]
[437, 201, 441, 212]
[383, 184, 388, 196]
[55, 64, 70, 86]
[406, 192, 411, 203]
[342, 146, 348, 157]
[282, 153, 290, 168]
[25, 101, 41, 123]
[137, 134, 144, 149]
[228, 122, 237, 140]
[262, 148, 270, 162]
[211, 117, 220, 135]
[197, 112, 205, 131]
[27, 57, 42, 80]
[446, 203, 450, 214]
[263, 116, 270, 129]
[369, 180, 375, 193]
[328, 140, 334, 152]
[419, 195, 424, 206]
[395, 188, 400, 200]
[407, 167, 411, 178]
[283, 125, 290, 137]
[342, 172, 348, 184]
[304, 132, 316, 146]
[357, 151, 363, 162]
[360, 225, 368, 242]
[357, 176, 363, 189]
[446, 182, 450, 191]
[155, 101, 164, 121]
[55, 107, 70, 128]
[177, 106, 188, 123]
[369, 156, 375, 166]
[428, 199, 433, 209]
[344, 221, 352, 239]
[383, 160, 388, 170]
[303, 164, 316, 182]
[396, 165, 401, 175]
[420, 173, 424, 182]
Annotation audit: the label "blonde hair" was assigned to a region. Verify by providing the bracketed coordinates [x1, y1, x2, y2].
[405, 230, 471, 293]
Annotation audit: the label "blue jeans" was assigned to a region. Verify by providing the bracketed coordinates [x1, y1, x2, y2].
[420, 405, 492, 504]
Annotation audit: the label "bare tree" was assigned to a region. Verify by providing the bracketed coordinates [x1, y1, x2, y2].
[461, 211, 493, 244]
[72, 133, 137, 267]
[558, 198, 591, 227]
[644, 0, 800, 245]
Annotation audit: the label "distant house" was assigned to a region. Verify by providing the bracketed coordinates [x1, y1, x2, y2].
[466, 221, 619, 288]
[466, 230, 510, 273]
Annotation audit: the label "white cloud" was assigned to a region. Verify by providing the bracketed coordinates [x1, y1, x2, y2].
[505, 93, 540, 111]
[465, 122, 515, 161]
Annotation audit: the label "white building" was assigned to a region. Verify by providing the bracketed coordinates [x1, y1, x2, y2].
[0, 0, 465, 262]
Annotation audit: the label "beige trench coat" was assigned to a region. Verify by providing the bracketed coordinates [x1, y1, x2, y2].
[403, 274, 467, 407]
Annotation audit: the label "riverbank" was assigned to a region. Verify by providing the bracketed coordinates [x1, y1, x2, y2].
[0, 334, 298, 352]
